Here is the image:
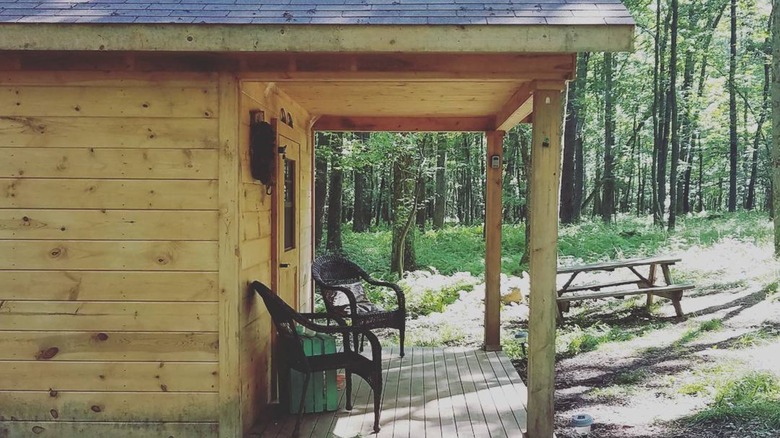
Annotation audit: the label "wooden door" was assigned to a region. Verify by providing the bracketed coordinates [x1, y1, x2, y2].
[274, 120, 302, 309]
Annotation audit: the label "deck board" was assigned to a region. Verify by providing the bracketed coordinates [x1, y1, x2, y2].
[248, 347, 528, 437]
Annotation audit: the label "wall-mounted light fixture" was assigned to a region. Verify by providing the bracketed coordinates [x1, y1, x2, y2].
[249, 110, 276, 194]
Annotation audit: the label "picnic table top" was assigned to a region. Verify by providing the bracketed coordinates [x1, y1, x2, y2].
[557, 256, 682, 275]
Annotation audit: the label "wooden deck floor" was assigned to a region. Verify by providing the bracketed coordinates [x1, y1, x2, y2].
[251, 347, 528, 438]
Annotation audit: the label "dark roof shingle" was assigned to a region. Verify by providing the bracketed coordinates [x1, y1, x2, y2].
[0, 0, 634, 25]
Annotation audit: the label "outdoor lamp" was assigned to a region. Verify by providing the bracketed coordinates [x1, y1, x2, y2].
[571, 413, 594, 435]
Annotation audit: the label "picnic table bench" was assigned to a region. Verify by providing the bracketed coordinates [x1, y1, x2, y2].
[556, 256, 694, 321]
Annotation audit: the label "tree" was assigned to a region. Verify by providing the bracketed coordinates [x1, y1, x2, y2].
[728, 0, 739, 212]
[668, 0, 680, 230]
[325, 133, 344, 253]
[314, 133, 329, 248]
[432, 136, 447, 229]
[772, 1, 779, 255]
[602, 52, 616, 223]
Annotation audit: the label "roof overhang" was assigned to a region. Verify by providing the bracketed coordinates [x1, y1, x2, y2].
[0, 23, 634, 53]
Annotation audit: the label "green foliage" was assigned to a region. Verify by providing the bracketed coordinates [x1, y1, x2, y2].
[692, 372, 780, 428]
[397, 271, 479, 318]
[678, 318, 724, 344]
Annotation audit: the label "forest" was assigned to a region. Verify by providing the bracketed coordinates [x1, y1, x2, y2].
[314, 0, 775, 273]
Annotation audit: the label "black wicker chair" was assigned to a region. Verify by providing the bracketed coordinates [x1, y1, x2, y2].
[252, 281, 383, 435]
[311, 254, 406, 357]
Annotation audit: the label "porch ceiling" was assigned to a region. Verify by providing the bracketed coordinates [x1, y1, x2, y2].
[246, 52, 571, 132]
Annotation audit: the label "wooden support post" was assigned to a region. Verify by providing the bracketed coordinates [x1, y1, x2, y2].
[484, 130, 505, 351]
[217, 73, 242, 438]
[527, 83, 565, 438]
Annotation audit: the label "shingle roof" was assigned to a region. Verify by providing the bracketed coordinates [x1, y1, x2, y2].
[0, 0, 634, 25]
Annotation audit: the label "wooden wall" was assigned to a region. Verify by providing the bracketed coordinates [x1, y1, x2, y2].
[238, 81, 313, 433]
[0, 72, 221, 437]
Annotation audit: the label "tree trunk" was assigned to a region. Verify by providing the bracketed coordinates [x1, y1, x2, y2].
[314, 133, 328, 249]
[771, 1, 780, 255]
[391, 150, 417, 274]
[433, 136, 447, 229]
[602, 52, 616, 223]
[325, 133, 344, 253]
[746, 60, 771, 210]
[561, 72, 578, 224]
[668, 0, 680, 231]
[573, 53, 590, 221]
[728, 0, 739, 212]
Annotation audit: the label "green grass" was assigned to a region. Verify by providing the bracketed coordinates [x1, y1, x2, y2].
[556, 321, 667, 356]
[677, 318, 724, 344]
[692, 372, 780, 428]
[333, 211, 773, 280]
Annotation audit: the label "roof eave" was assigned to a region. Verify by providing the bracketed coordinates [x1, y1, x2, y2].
[0, 23, 635, 53]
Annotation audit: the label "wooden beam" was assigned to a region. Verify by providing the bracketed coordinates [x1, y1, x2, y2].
[484, 130, 505, 351]
[494, 83, 534, 131]
[0, 24, 635, 53]
[217, 73, 242, 438]
[527, 84, 565, 438]
[314, 116, 493, 132]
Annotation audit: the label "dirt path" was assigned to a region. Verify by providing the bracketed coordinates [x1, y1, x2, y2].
[516, 240, 780, 437]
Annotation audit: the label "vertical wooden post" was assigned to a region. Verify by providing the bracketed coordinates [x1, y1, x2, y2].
[484, 130, 505, 351]
[217, 73, 242, 437]
[527, 83, 565, 438]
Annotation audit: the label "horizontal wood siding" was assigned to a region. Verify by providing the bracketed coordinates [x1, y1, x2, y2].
[0, 72, 219, 435]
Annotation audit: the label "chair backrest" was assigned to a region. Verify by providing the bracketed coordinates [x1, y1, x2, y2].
[251, 281, 309, 372]
[311, 254, 364, 286]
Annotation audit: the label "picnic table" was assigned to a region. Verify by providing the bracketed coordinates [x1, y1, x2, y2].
[556, 256, 694, 321]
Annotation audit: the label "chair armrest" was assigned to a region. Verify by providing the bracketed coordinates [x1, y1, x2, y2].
[363, 277, 406, 312]
[292, 313, 380, 353]
[319, 285, 360, 317]
[300, 313, 347, 327]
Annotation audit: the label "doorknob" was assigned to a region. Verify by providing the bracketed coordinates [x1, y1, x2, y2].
[279, 263, 290, 268]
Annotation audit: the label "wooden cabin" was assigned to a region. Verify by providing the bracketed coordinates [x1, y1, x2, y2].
[0, 2, 633, 437]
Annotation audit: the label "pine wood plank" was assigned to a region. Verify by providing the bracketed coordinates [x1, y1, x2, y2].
[422, 347, 441, 436]
[0, 210, 219, 241]
[0, 421, 218, 437]
[391, 346, 414, 438]
[556, 284, 695, 302]
[0, 240, 218, 271]
[484, 130, 505, 350]
[527, 85, 565, 438]
[432, 348, 458, 437]
[0, 331, 219, 362]
[217, 72, 243, 438]
[0, 178, 218, 210]
[487, 352, 528, 430]
[0, 391, 218, 422]
[0, 116, 219, 149]
[445, 348, 474, 437]
[557, 256, 682, 274]
[0, 271, 218, 302]
[375, 347, 401, 438]
[474, 351, 524, 436]
[465, 349, 506, 436]
[456, 349, 490, 437]
[1, 86, 217, 118]
[0, 361, 218, 392]
[0, 71, 218, 87]
[0, 301, 218, 332]
[0, 148, 218, 180]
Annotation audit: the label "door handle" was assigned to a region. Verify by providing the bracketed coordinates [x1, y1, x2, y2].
[279, 263, 290, 268]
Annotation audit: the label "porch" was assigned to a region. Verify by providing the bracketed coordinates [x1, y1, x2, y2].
[250, 347, 527, 437]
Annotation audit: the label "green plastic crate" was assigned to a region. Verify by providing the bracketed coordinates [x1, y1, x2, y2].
[286, 328, 338, 413]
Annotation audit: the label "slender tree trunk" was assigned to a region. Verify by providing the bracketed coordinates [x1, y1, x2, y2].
[728, 0, 739, 212]
[391, 150, 417, 274]
[746, 61, 771, 210]
[771, 1, 780, 255]
[325, 133, 344, 253]
[652, 0, 662, 224]
[573, 53, 590, 221]
[314, 133, 329, 249]
[433, 136, 447, 229]
[561, 70, 578, 224]
[668, 0, 680, 231]
[602, 52, 616, 223]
